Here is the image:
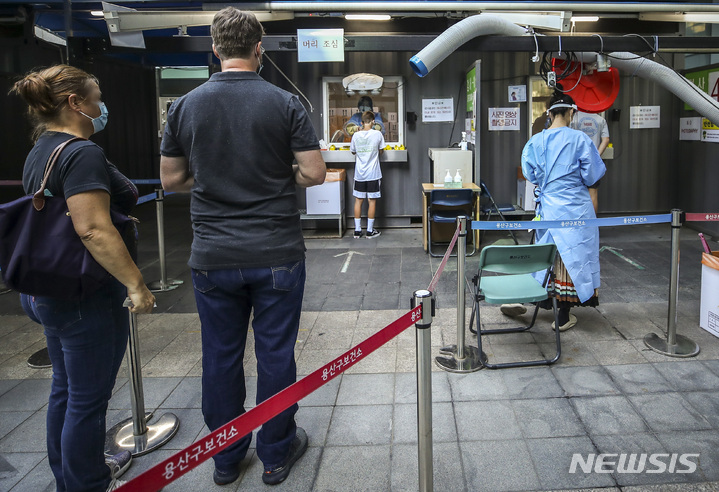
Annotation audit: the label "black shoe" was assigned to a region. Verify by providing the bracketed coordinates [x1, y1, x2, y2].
[262, 427, 308, 485]
[213, 465, 240, 486]
[353, 230, 363, 238]
[366, 229, 381, 239]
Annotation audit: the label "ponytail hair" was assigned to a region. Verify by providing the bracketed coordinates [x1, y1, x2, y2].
[9, 65, 98, 141]
[547, 90, 576, 118]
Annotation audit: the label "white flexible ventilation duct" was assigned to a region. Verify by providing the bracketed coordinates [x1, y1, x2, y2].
[598, 53, 719, 126]
[409, 14, 526, 77]
[410, 15, 719, 126]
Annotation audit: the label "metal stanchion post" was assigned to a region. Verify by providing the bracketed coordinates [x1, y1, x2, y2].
[644, 209, 700, 357]
[147, 189, 183, 292]
[436, 216, 482, 372]
[105, 299, 180, 457]
[413, 290, 434, 492]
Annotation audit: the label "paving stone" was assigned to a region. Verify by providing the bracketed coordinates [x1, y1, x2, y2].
[461, 439, 540, 491]
[655, 431, 719, 482]
[552, 366, 621, 396]
[525, 435, 616, 490]
[501, 366, 565, 399]
[604, 363, 672, 394]
[454, 400, 522, 441]
[390, 442, 465, 492]
[325, 404, 392, 446]
[630, 393, 712, 433]
[447, 369, 508, 401]
[0, 379, 50, 412]
[392, 402, 457, 444]
[313, 445, 391, 491]
[336, 373, 394, 405]
[394, 371, 452, 404]
[0, 452, 47, 492]
[652, 361, 719, 392]
[512, 397, 585, 439]
[572, 395, 649, 435]
[0, 410, 46, 452]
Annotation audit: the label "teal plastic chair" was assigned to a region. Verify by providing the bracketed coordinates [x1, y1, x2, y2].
[470, 243, 561, 369]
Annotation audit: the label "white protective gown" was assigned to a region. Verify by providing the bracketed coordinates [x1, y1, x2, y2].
[521, 126, 606, 303]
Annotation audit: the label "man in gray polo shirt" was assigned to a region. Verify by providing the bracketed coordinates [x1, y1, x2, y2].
[571, 110, 610, 212]
[160, 7, 325, 487]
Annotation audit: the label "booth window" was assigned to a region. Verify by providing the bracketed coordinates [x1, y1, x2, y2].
[322, 76, 404, 147]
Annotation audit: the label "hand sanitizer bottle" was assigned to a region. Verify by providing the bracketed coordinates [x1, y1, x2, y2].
[459, 132, 468, 151]
[454, 169, 463, 188]
[444, 169, 453, 188]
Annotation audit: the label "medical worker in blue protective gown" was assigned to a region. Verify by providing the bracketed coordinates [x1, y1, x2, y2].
[511, 92, 606, 332]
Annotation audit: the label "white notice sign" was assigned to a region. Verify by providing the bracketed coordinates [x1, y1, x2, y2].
[680, 117, 702, 141]
[488, 107, 520, 131]
[630, 106, 661, 129]
[422, 98, 454, 122]
[297, 29, 344, 62]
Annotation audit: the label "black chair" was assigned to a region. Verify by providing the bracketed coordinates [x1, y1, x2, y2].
[427, 189, 476, 257]
[479, 179, 518, 245]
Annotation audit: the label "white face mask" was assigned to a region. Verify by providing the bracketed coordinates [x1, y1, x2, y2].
[256, 45, 264, 75]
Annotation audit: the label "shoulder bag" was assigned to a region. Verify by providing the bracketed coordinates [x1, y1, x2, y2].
[0, 138, 133, 300]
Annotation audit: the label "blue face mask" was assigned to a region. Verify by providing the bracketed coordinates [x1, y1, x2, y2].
[80, 102, 108, 134]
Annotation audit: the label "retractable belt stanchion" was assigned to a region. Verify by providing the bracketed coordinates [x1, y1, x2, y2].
[105, 298, 179, 457]
[644, 209, 700, 357]
[413, 290, 435, 492]
[146, 189, 183, 292]
[436, 216, 482, 373]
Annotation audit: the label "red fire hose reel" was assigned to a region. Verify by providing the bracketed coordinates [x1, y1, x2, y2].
[551, 58, 620, 113]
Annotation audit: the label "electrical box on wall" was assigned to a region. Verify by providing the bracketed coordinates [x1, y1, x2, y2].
[155, 67, 210, 141]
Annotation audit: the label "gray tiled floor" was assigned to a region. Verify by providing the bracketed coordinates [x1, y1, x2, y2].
[2, 199, 719, 490]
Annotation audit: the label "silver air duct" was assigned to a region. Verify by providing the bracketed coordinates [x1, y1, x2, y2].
[410, 15, 526, 77]
[410, 14, 719, 126]
[603, 53, 719, 127]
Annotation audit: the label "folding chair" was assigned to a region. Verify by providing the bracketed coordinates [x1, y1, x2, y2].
[427, 189, 476, 257]
[479, 179, 518, 245]
[469, 243, 561, 369]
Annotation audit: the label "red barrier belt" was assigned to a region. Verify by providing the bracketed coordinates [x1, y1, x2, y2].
[0, 180, 23, 186]
[117, 305, 422, 491]
[686, 213, 719, 222]
[427, 224, 461, 293]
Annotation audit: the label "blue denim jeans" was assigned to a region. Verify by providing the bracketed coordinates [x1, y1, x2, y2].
[21, 279, 128, 492]
[191, 259, 305, 471]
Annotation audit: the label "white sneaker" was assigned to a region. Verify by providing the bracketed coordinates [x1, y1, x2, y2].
[106, 478, 127, 491]
[500, 304, 527, 317]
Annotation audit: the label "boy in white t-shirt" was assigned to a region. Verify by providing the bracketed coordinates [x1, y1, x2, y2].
[350, 111, 385, 238]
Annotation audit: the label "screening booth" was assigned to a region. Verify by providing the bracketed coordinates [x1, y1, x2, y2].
[4, 2, 719, 245]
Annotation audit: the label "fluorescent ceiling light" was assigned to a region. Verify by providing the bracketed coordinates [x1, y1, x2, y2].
[571, 16, 599, 22]
[90, 10, 104, 17]
[345, 14, 391, 21]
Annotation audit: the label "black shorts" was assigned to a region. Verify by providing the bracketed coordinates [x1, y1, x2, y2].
[588, 179, 601, 190]
[353, 179, 381, 199]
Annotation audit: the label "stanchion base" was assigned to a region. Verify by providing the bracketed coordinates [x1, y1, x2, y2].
[147, 278, 183, 293]
[435, 344, 483, 373]
[643, 333, 700, 358]
[27, 347, 52, 369]
[104, 412, 179, 457]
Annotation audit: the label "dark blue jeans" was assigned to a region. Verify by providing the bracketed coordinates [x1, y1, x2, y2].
[191, 260, 305, 471]
[21, 279, 128, 492]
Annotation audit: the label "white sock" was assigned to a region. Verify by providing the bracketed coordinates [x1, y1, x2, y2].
[354, 218, 362, 231]
[368, 219, 375, 232]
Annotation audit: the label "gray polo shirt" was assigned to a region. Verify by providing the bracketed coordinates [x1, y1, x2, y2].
[161, 71, 320, 269]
